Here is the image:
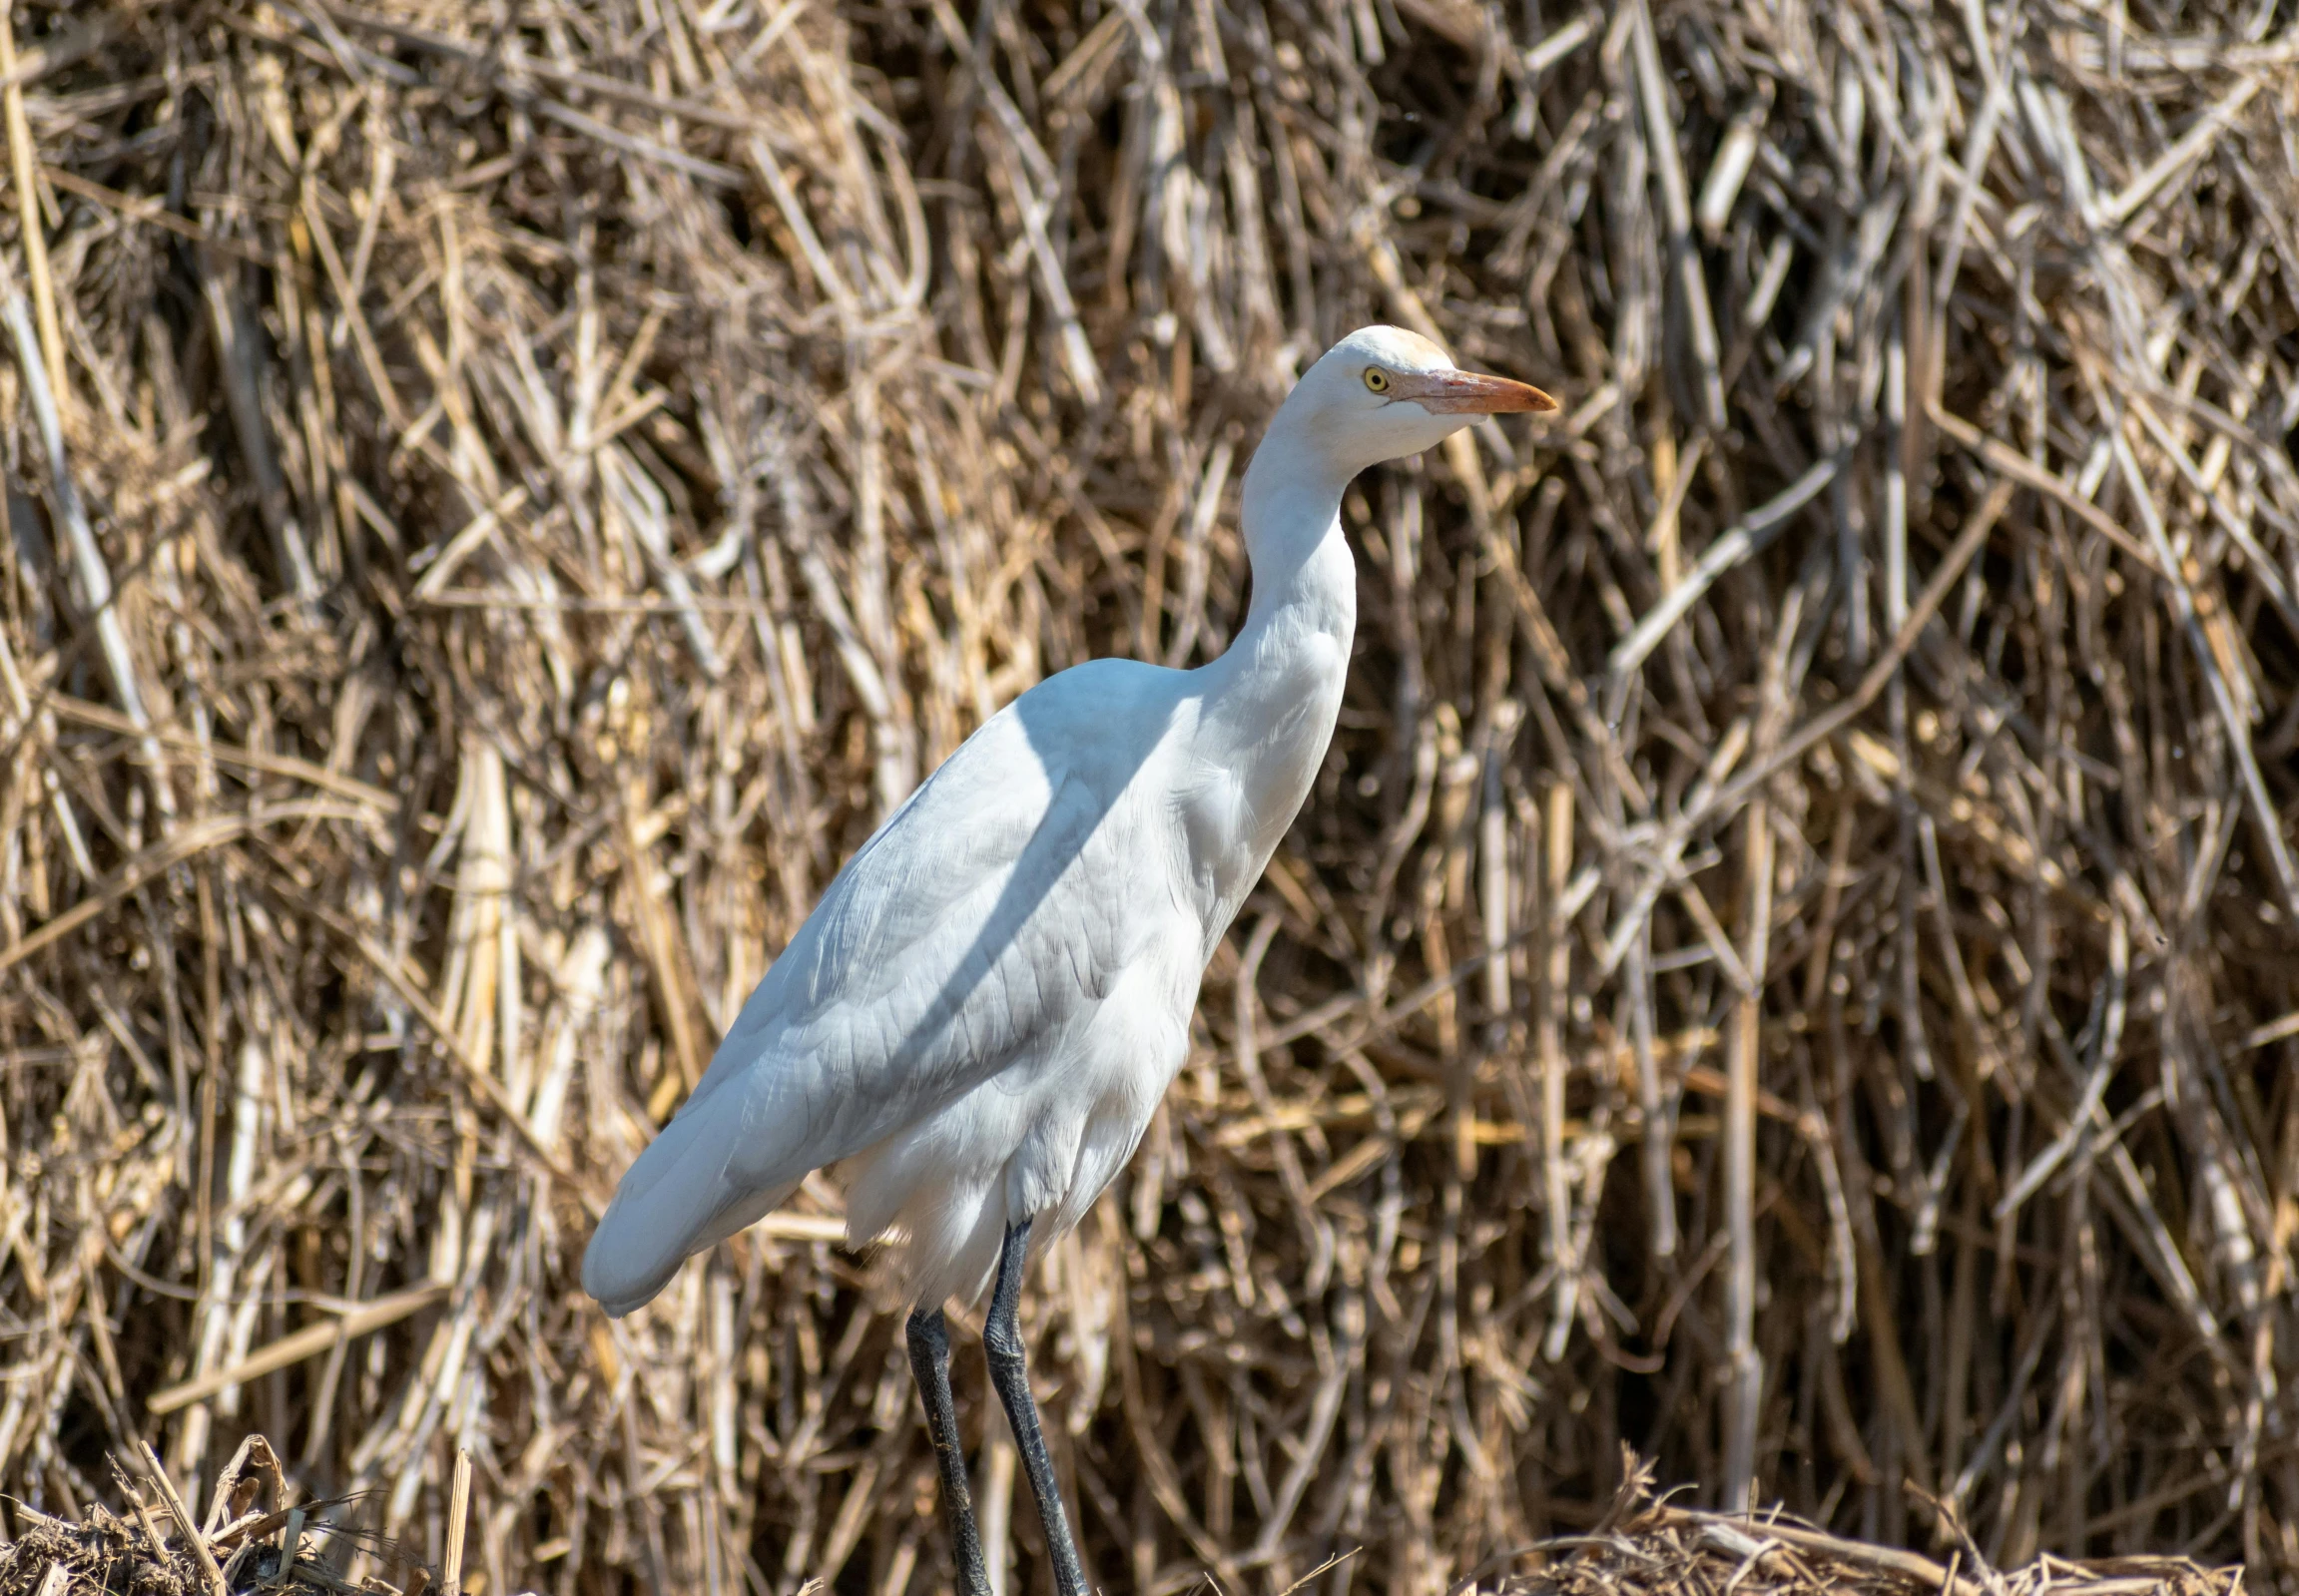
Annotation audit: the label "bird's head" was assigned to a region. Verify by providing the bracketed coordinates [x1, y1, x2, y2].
[1281, 325, 1558, 475]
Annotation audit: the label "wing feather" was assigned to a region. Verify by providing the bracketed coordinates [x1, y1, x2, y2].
[583, 664, 1180, 1315]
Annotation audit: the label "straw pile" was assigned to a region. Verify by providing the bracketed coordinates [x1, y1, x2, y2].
[0, 0, 2292, 1590]
[1486, 1460, 2246, 1596]
[0, 1434, 440, 1596]
[1499, 1514, 2246, 1596]
[0, 1445, 2249, 1596]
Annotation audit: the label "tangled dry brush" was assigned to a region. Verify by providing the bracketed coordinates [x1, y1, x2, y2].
[0, 0, 2293, 1591]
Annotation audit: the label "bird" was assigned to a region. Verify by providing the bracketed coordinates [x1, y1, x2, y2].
[582, 325, 1556, 1596]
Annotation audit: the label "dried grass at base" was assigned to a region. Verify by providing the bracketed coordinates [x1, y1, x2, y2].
[0, 1435, 433, 1596]
[0, 0, 2295, 1592]
[1498, 1512, 2243, 1596]
[1480, 1460, 2243, 1596]
[0, 1443, 2243, 1596]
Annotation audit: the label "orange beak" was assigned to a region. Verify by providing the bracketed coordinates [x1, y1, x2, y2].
[1392, 368, 1559, 414]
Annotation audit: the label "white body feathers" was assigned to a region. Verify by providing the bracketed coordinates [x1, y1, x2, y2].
[583, 488, 1353, 1317]
[582, 326, 1548, 1317]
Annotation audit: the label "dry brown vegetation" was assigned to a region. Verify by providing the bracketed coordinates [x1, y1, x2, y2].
[0, 0, 2293, 1592]
[0, 1445, 2252, 1596]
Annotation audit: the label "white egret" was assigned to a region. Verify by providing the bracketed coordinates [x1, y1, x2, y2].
[583, 326, 1555, 1596]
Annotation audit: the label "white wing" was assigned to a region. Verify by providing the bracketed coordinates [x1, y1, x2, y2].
[582, 659, 1191, 1315]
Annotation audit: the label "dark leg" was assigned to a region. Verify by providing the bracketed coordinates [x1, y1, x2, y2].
[907, 1308, 993, 1596]
[983, 1218, 1089, 1596]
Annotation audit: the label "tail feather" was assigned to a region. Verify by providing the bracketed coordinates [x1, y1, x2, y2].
[581, 1087, 799, 1317]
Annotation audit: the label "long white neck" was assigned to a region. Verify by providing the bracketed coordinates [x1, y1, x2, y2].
[1234, 409, 1357, 641]
[1186, 412, 1359, 908]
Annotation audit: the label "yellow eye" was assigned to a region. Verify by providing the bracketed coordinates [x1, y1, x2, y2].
[1363, 368, 1390, 392]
